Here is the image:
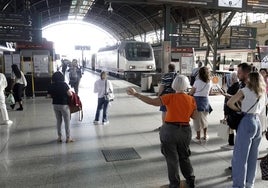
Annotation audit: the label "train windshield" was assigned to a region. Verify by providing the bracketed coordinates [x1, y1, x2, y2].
[125, 43, 153, 61]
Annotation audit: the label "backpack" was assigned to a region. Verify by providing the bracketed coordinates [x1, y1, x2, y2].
[190, 70, 198, 86]
[68, 91, 83, 121]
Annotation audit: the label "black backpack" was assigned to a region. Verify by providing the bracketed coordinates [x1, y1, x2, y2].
[190, 71, 198, 86]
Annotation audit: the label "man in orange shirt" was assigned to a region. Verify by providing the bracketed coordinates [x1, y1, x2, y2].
[127, 75, 197, 188]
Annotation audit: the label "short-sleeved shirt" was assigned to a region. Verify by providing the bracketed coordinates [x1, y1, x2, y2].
[47, 82, 70, 105]
[160, 93, 196, 123]
[160, 72, 176, 95]
[241, 87, 266, 114]
[193, 80, 211, 97]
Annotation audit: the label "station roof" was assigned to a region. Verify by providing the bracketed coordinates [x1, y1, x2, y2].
[1, 0, 268, 41]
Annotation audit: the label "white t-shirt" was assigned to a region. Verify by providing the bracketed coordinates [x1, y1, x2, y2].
[94, 79, 113, 98]
[0, 73, 7, 91]
[241, 87, 266, 114]
[11, 71, 27, 86]
[193, 79, 211, 97]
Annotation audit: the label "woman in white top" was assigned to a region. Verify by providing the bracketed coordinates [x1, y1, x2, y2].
[0, 73, 13, 125]
[227, 72, 266, 188]
[11, 64, 27, 111]
[189, 66, 212, 141]
[93, 71, 113, 125]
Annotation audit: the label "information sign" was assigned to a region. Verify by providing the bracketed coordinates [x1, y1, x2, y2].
[230, 38, 256, 49]
[230, 26, 257, 38]
[171, 36, 200, 48]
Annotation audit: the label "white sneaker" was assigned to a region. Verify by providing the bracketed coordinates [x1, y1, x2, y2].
[102, 121, 109, 125]
[3, 120, 13, 125]
[93, 121, 99, 125]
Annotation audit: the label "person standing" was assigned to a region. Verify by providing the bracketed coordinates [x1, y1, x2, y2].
[10, 64, 27, 111]
[227, 72, 266, 188]
[93, 71, 113, 125]
[47, 71, 74, 143]
[189, 66, 212, 142]
[221, 71, 240, 149]
[157, 64, 177, 130]
[190, 61, 203, 86]
[68, 59, 82, 94]
[126, 75, 197, 188]
[0, 73, 13, 125]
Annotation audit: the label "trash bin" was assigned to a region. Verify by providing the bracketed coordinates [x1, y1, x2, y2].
[141, 73, 152, 91]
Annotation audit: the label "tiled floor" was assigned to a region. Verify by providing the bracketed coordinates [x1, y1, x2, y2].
[0, 70, 267, 188]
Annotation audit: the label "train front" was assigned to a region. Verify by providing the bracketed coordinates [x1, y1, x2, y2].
[120, 41, 156, 79]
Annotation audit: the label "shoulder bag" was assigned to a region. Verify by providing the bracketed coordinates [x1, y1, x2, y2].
[227, 98, 259, 130]
[104, 80, 114, 102]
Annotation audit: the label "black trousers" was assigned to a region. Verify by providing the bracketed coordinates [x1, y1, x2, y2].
[13, 83, 25, 102]
[160, 123, 195, 188]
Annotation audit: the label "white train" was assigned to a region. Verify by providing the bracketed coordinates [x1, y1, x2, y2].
[95, 41, 156, 78]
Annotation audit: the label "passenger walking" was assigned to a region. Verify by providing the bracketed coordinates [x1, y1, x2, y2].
[68, 59, 82, 94]
[10, 64, 27, 111]
[157, 64, 177, 130]
[47, 72, 74, 143]
[0, 73, 13, 125]
[61, 59, 68, 76]
[93, 71, 113, 125]
[127, 75, 197, 188]
[227, 72, 266, 188]
[189, 66, 212, 142]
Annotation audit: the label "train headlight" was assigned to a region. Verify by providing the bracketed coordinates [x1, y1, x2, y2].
[147, 65, 153, 69]
[129, 65, 136, 69]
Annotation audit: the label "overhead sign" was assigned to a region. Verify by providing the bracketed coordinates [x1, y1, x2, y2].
[230, 38, 256, 49]
[0, 13, 41, 43]
[170, 23, 200, 48]
[171, 35, 200, 48]
[230, 26, 257, 38]
[75, 45, 91, 50]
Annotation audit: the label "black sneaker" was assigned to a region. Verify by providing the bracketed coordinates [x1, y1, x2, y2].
[16, 107, 23, 111]
[10, 104, 15, 109]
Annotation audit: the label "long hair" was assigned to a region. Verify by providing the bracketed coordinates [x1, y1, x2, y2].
[247, 72, 266, 97]
[198, 66, 210, 83]
[11, 64, 21, 79]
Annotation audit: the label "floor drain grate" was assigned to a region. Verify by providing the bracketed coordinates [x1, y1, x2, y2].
[102, 147, 141, 162]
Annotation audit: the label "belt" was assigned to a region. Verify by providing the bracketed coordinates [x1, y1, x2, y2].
[165, 122, 190, 126]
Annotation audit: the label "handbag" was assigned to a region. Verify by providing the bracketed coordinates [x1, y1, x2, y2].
[227, 98, 259, 130]
[104, 80, 114, 102]
[68, 92, 83, 121]
[7, 93, 15, 105]
[258, 154, 268, 180]
[217, 119, 229, 141]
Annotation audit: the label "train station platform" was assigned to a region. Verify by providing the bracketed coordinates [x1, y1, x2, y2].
[0, 70, 267, 188]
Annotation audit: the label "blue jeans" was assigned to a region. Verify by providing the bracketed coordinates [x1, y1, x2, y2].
[232, 114, 262, 188]
[94, 97, 109, 122]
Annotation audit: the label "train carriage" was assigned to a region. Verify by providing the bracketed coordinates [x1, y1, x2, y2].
[95, 41, 156, 78]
